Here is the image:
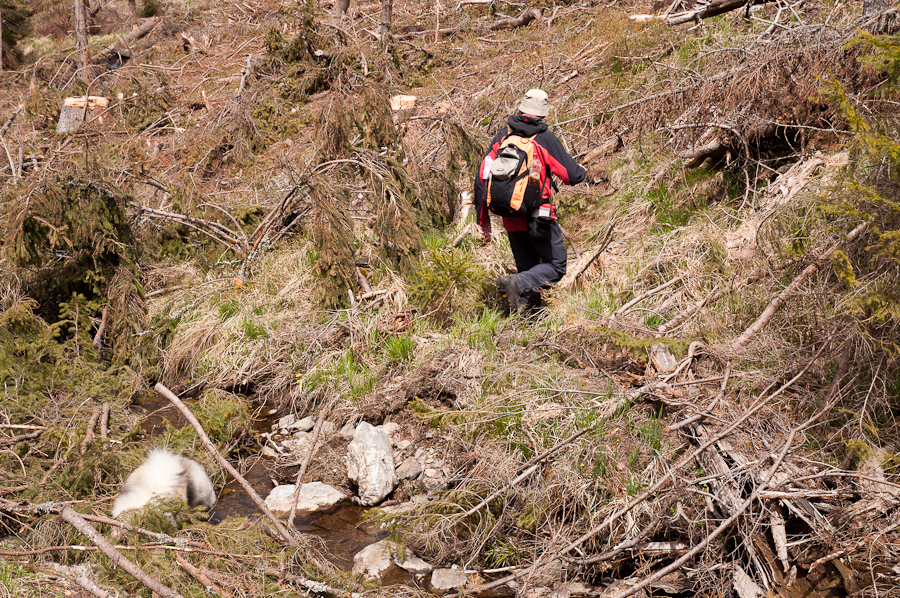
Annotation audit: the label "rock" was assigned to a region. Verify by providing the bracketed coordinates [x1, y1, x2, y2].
[424, 468, 438, 478]
[264, 482, 346, 514]
[395, 553, 432, 576]
[396, 439, 412, 450]
[291, 416, 316, 432]
[380, 422, 400, 437]
[340, 423, 356, 439]
[277, 413, 296, 430]
[283, 435, 310, 454]
[261, 445, 277, 458]
[352, 543, 393, 577]
[320, 421, 336, 435]
[396, 458, 423, 480]
[352, 540, 394, 580]
[347, 422, 398, 505]
[431, 568, 467, 592]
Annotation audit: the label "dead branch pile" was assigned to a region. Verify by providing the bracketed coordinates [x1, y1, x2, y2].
[611, 17, 877, 168]
[385, 339, 900, 597]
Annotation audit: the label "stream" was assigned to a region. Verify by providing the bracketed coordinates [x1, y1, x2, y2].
[135, 393, 404, 580]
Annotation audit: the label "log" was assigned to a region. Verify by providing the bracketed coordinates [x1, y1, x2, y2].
[667, 0, 774, 26]
[615, 276, 683, 318]
[97, 17, 160, 62]
[154, 383, 297, 545]
[261, 566, 366, 598]
[395, 8, 540, 39]
[175, 553, 227, 596]
[99, 402, 110, 439]
[489, 8, 541, 30]
[678, 120, 776, 168]
[59, 505, 186, 598]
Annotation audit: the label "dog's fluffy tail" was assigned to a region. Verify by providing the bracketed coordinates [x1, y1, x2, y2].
[112, 448, 216, 517]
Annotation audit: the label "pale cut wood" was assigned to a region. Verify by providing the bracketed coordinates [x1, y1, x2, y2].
[154, 383, 297, 545]
[59, 505, 186, 598]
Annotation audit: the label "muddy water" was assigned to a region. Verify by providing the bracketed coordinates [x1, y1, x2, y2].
[135, 394, 394, 574]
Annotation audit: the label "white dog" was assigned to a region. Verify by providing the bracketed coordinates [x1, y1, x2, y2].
[112, 448, 216, 517]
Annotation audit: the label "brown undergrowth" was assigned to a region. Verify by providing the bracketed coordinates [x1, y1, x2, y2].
[2, 0, 900, 597]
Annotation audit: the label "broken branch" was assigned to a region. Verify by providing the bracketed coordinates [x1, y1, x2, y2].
[59, 505, 186, 598]
[154, 382, 298, 545]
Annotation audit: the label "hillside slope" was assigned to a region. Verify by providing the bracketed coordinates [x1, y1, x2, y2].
[2, 0, 900, 597]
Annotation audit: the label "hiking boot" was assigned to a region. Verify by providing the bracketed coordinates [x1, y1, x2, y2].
[496, 275, 525, 314]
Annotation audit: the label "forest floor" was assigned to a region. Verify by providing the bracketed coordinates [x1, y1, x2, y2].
[2, 0, 900, 597]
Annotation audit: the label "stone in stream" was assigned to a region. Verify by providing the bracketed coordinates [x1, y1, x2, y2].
[395, 553, 432, 576]
[352, 540, 433, 580]
[347, 422, 397, 505]
[396, 457, 423, 481]
[290, 416, 316, 432]
[431, 567, 468, 592]
[352, 540, 395, 579]
[277, 413, 296, 430]
[264, 482, 346, 514]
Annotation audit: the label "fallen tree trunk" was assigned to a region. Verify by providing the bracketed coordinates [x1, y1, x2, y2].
[395, 8, 541, 39]
[667, 0, 774, 25]
[677, 120, 776, 168]
[95, 17, 160, 63]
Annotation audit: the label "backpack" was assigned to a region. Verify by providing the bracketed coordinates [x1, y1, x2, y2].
[486, 134, 545, 217]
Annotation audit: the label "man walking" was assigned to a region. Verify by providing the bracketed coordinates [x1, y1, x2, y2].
[473, 89, 586, 312]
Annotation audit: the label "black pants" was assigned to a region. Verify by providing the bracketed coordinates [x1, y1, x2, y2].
[507, 222, 567, 309]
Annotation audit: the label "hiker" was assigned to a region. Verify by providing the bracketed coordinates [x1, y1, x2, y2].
[473, 89, 586, 312]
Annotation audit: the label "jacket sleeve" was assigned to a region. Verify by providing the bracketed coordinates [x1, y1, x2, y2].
[537, 131, 586, 187]
[473, 128, 508, 237]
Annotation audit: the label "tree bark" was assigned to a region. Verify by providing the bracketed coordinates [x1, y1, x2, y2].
[667, 0, 772, 25]
[128, 0, 139, 28]
[379, 0, 392, 37]
[73, 0, 91, 70]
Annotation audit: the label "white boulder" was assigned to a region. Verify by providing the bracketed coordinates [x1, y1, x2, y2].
[347, 422, 397, 505]
[264, 482, 346, 514]
[352, 540, 394, 579]
[396, 553, 432, 576]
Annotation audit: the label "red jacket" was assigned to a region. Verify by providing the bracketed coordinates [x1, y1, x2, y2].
[473, 115, 585, 233]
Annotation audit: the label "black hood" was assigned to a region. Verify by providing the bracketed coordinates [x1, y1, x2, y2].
[508, 115, 548, 137]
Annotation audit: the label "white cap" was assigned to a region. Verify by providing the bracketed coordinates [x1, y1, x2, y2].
[518, 89, 550, 117]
